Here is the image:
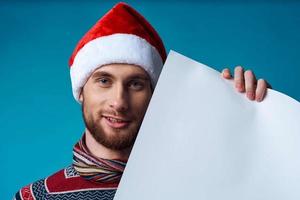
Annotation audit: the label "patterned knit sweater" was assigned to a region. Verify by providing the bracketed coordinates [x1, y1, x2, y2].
[14, 165, 118, 200]
[14, 135, 126, 200]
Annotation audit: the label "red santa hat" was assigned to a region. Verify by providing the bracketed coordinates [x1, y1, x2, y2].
[69, 2, 167, 102]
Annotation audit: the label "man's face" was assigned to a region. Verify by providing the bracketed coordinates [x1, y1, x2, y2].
[80, 64, 153, 150]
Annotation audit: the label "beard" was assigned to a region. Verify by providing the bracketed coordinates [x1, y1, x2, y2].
[81, 102, 141, 151]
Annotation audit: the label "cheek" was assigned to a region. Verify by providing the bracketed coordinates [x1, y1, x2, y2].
[131, 92, 152, 115]
[83, 91, 107, 112]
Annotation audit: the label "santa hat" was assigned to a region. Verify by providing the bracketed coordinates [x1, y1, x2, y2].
[69, 2, 167, 102]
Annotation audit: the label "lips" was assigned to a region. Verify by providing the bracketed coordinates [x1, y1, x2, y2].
[103, 115, 131, 129]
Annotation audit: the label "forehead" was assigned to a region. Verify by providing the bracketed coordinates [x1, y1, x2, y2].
[91, 63, 149, 79]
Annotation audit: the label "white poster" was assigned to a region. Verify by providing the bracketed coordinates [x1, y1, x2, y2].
[114, 51, 300, 200]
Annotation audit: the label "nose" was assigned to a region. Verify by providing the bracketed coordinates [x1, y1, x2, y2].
[109, 84, 129, 113]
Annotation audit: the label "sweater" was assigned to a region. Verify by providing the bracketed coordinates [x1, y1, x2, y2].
[14, 165, 118, 200]
[14, 134, 126, 200]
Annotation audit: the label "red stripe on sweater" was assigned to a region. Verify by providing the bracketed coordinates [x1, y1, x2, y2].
[45, 168, 118, 193]
[20, 185, 35, 200]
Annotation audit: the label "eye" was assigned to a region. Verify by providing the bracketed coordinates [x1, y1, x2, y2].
[128, 80, 145, 91]
[97, 77, 112, 87]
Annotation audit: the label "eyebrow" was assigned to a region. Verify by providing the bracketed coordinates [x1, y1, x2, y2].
[128, 74, 150, 81]
[91, 71, 113, 79]
[91, 71, 150, 81]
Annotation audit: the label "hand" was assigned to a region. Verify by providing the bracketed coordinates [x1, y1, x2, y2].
[222, 66, 271, 102]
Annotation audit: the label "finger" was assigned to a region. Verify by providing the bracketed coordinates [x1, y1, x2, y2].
[234, 66, 245, 92]
[244, 70, 257, 101]
[222, 68, 232, 79]
[255, 79, 267, 102]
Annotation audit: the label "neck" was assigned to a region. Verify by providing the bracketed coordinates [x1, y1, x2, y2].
[85, 129, 131, 160]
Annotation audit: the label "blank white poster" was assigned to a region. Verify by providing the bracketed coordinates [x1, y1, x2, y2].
[114, 50, 300, 200]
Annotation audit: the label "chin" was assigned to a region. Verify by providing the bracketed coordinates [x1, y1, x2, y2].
[95, 126, 138, 150]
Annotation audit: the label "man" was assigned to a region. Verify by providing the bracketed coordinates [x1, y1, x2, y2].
[14, 2, 268, 200]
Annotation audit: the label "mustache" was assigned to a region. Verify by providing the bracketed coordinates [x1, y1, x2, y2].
[99, 109, 133, 119]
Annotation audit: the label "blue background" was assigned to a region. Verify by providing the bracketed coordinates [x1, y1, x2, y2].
[1, 0, 300, 198]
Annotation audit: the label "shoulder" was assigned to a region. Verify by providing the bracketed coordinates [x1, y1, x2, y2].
[14, 165, 117, 200]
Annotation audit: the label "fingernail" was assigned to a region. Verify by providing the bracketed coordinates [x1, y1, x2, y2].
[256, 96, 263, 102]
[236, 84, 243, 92]
[247, 92, 255, 100]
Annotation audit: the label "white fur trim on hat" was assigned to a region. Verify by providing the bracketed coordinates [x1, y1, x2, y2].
[70, 33, 163, 102]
